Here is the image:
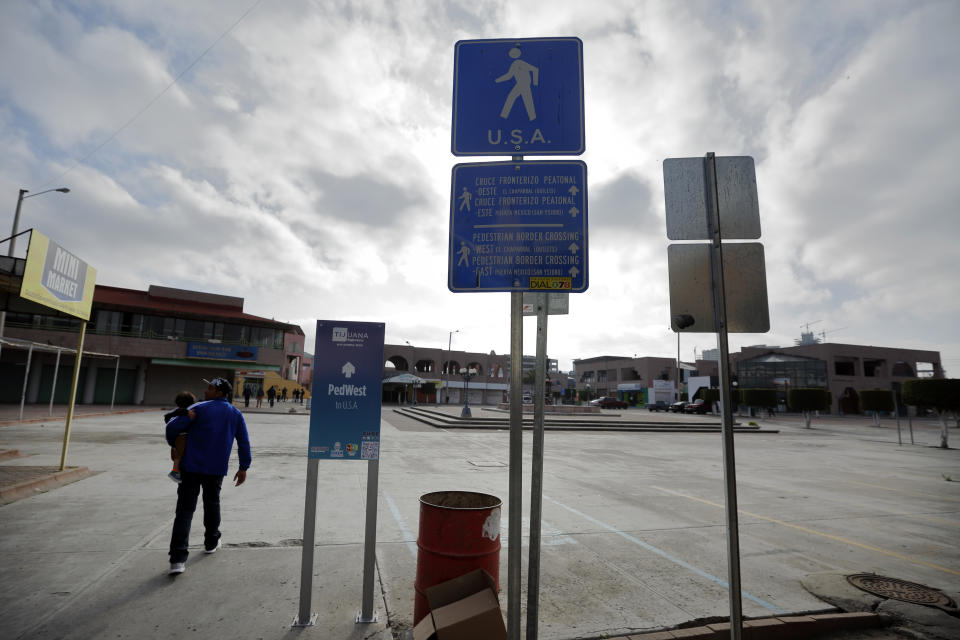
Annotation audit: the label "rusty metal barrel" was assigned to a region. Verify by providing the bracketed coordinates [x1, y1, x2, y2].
[413, 490, 501, 624]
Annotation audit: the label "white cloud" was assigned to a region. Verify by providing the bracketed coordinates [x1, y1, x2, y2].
[0, 0, 956, 372]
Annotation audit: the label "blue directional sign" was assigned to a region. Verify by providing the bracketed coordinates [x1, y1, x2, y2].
[452, 37, 584, 156]
[449, 161, 588, 292]
[308, 320, 385, 460]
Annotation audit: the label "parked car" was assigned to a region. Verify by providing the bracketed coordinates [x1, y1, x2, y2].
[522, 393, 533, 404]
[589, 396, 628, 409]
[669, 401, 688, 413]
[645, 401, 670, 412]
[683, 399, 711, 414]
[598, 396, 628, 409]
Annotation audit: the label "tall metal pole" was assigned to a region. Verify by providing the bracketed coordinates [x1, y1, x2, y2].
[677, 332, 681, 401]
[705, 152, 743, 639]
[18, 344, 34, 421]
[110, 356, 120, 410]
[49, 348, 62, 416]
[358, 459, 379, 623]
[526, 292, 548, 640]
[9, 187, 70, 257]
[9, 189, 27, 257]
[508, 290, 524, 640]
[1, 190, 29, 348]
[295, 458, 320, 627]
[893, 388, 902, 446]
[59, 321, 86, 471]
[443, 330, 457, 405]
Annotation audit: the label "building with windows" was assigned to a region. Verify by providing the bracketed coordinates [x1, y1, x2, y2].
[733, 343, 942, 414]
[382, 344, 509, 405]
[1, 284, 304, 405]
[573, 355, 680, 406]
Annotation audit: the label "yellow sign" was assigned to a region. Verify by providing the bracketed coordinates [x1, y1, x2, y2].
[19, 231, 97, 320]
[529, 277, 572, 290]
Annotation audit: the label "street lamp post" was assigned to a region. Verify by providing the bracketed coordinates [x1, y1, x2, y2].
[459, 367, 476, 417]
[677, 331, 681, 400]
[442, 329, 458, 405]
[674, 315, 695, 403]
[9, 187, 71, 257]
[2, 187, 71, 344]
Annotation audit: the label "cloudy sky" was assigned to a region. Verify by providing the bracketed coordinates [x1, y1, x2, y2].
[2, 0, 957, 373]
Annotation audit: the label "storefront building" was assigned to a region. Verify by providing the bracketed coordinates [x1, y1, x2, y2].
[573, 355, 679, 405]
[1, 284, 303, 406]
[382, 344, 509, 405]
[735, 343, 942, 414]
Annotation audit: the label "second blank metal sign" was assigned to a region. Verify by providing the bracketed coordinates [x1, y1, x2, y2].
[663, 156, 760, 240]
[668, 243, 769, 333]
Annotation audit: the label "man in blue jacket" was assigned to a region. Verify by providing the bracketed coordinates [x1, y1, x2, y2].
[166, 377, 251, 575]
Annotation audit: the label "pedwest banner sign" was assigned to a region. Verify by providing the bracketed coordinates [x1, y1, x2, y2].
[19, 230, 97, 320]
[308, 320, 385, 460]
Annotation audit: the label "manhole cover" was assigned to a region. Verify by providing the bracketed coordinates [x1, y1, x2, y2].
[847, 574, 956, 608]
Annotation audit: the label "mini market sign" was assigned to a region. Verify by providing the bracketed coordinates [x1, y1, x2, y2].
[19, 230, 97, 320]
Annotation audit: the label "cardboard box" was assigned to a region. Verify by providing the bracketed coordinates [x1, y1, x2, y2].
[412, 569, 506, 640]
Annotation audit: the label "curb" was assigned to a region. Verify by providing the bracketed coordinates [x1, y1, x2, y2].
[0, 407, 158, 427]
[0, 466, 94, 505]
[625, 612, 884, 639]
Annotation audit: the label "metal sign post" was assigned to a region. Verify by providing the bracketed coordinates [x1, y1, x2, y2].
[358, 458, 380, 623]
[704, 152, 744, 640]
[294, 458, 320, 627]
[59, 321, 86, 471]
[664, 153, 769, 640]
[295, 320, 385, 628]
[526, 292, 549, 639]
[451, 37, 587, 639]
[508, 290, 523, 640]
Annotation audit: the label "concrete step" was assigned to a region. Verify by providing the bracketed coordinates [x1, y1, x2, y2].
[394, 407, 779, 433]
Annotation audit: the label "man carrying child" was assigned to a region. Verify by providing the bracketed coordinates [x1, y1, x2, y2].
[166, 377, 251, 575]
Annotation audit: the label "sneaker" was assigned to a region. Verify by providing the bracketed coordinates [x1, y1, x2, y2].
[204, 540, 222, 554]
[169, 562, 185, 575]
[168, 471, 181, 483]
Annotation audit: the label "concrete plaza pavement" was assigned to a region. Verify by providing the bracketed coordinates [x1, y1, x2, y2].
[0, 405, 958, 639]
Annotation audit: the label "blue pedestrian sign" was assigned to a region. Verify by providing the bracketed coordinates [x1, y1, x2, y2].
[449, 160, 588, 292]
[308, 320, 385, 460]
[452, 37, 584, 156]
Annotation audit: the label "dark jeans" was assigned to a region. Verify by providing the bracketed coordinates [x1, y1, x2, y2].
[169, 471, 223, 562]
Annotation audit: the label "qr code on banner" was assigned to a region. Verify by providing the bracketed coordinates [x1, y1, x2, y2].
[361, 441, 379, 460]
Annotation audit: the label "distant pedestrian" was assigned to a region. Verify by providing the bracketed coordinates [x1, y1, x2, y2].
[242, 386, 251, 408]
[267, 386, 276, 407]
[292, 388, 299, 403]
[164, 391, 196, 484]
[167, 378, 250, 575]
[281, 387, 288, 403]
[256, 386, 264, 408]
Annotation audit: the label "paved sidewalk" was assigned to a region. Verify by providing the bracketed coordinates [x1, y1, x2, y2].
[1, 407, 956, 639]
[0, 402, 310, 506]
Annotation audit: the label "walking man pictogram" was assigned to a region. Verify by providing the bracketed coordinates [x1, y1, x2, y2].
[496, 47, 538, 121]
[458, 187, 472, 211]
[457, 242, 471, 267]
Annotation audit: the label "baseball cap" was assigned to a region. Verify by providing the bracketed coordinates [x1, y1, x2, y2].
[203, 377, 233, 395]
